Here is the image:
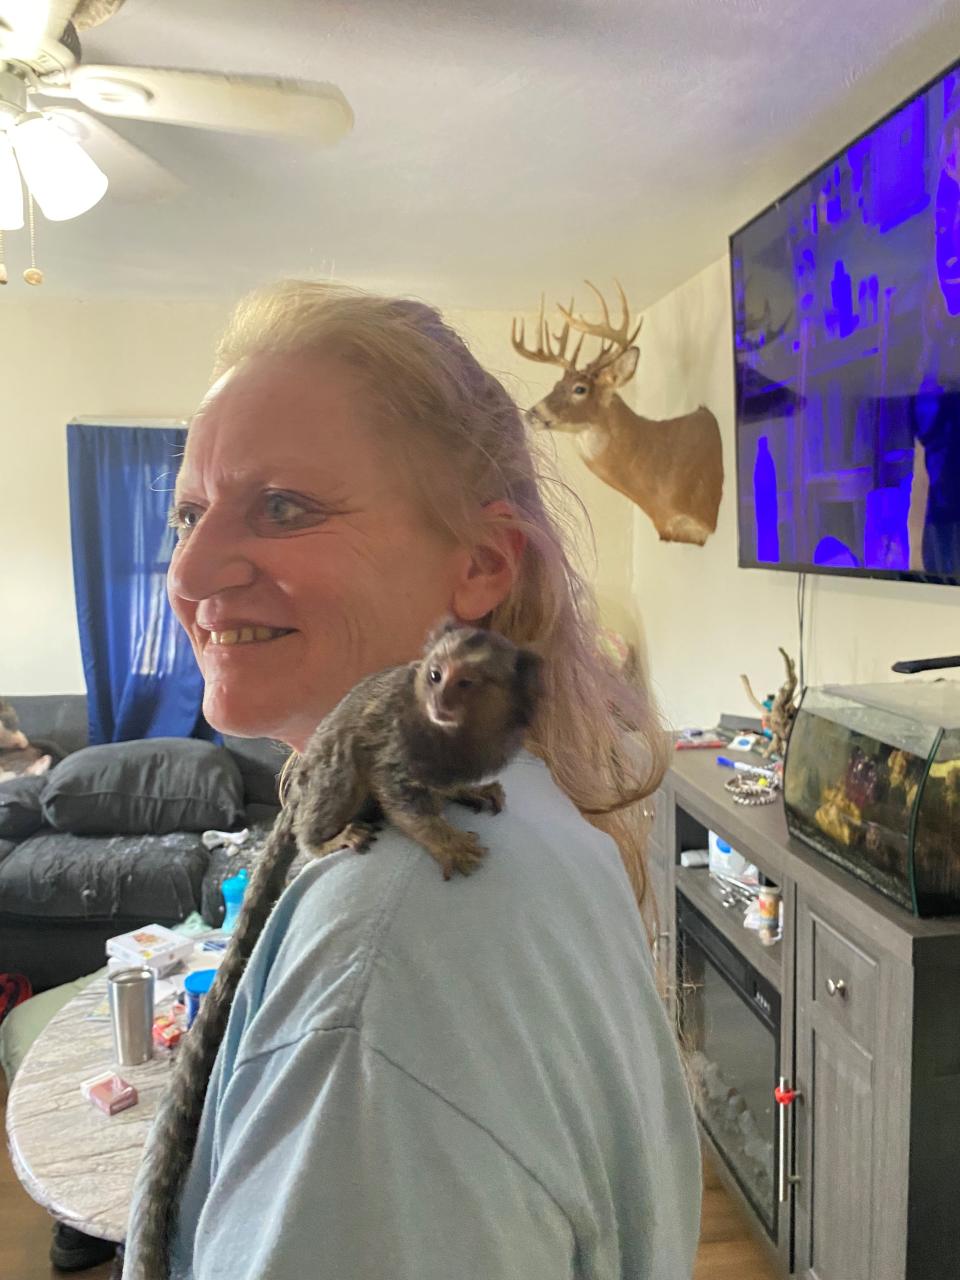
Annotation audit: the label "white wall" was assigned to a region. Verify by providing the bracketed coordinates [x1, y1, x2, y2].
[0, 298, 632, 695]
[1, 300, 228, 694]
[629, 257, 960, 731]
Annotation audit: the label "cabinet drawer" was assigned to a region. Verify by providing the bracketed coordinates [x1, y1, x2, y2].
[809, 910, 879, 1054]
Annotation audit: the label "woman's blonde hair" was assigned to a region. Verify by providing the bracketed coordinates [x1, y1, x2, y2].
[215, 281, 668, 925]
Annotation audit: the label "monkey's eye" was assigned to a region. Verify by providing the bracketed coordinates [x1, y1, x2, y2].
[428, 668, 443, 684]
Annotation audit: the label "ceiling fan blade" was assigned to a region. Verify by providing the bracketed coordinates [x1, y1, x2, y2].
[68, 65, 354, 143]
[0, 0, 75, 63]
[71, 0, 126, 32]
[46, 106, 184, 203]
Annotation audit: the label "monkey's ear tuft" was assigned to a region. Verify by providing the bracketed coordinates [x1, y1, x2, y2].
[513, 648, 544, 726]
[424, 616, 461, 652]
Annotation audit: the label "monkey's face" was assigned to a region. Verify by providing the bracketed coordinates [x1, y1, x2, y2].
[417, 625, 543, 734]
[422, 656, 488, 729]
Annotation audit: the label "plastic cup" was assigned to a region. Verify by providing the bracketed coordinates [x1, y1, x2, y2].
[184, 968, 218, 1029]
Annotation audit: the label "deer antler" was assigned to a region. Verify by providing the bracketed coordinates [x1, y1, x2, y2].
[511, 294, 585, 370]
[557, 280, 644, 368]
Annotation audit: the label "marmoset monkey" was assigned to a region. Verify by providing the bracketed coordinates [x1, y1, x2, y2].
[130, 622, 543, 1280]
[292, 619, 543, 878]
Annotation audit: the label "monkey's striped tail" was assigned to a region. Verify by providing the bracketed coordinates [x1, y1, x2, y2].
[126, 809, 298, 1279]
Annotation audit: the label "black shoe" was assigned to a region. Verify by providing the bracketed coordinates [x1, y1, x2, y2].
[49, 1222, 118, 1272]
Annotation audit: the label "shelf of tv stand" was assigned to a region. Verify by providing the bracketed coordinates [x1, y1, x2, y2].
[663, 748, 960, 1278]
[674, 864, 782, 991]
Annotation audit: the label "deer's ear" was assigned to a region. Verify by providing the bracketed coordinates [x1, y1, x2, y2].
[594, 346, 639, 391]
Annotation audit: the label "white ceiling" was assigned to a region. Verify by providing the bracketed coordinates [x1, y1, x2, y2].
[10, 0, 960, 309]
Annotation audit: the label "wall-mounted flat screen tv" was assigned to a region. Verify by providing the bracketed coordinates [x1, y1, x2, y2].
[731, 58, 960, 584]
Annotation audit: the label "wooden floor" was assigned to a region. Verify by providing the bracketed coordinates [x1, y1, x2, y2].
[1, 1078, 115, 1280]
[694, 1150, 779, 1280]
[2, 1077, 776, 1279]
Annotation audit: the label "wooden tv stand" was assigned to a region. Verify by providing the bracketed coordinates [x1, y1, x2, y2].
[649, 749, 960, 1280]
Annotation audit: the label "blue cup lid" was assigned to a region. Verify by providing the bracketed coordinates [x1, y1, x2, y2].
[184, 968, 218, 996]
[222, 868, 249, 896]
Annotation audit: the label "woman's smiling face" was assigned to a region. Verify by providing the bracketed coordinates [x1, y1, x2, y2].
[167, 350, 474, 750]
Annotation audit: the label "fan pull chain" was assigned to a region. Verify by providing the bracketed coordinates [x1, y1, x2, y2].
[23, 195, 43, 286]
[0, 230, 7, 286]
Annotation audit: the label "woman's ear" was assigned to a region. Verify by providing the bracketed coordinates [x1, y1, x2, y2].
[450, 500, 526, 623]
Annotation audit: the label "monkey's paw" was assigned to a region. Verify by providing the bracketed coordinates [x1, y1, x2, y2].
[339, 820, 381, 854]
[436, 830, 487, 880]
[308, 820, 381, 859]
[450, 782, 505, 815]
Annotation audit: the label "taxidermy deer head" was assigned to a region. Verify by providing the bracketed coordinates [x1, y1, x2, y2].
[512, 281, 723, 545]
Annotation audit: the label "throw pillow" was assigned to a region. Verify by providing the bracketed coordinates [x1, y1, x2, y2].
[0, 775, 45, 840]
[41, 738, 245, 836]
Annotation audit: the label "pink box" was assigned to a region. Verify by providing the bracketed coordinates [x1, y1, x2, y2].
[80, 1072, 139, 1116]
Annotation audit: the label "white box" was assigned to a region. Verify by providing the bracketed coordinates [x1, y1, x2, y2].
[105, 924, 193, 977]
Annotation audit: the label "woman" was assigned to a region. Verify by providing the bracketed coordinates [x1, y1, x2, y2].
[123, 282, 701, 1279]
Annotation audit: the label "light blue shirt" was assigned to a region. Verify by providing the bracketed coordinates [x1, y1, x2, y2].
[128, 752, 701, 1279]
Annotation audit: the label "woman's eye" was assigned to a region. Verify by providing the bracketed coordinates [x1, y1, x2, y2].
[168, 505, 201, 540]
[256, 491, 327, 534]
[263, 492, 307, 523]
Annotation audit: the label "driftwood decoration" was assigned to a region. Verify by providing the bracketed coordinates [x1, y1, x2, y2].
[512, 281, 723, 545]
[740, 647, 800, 759]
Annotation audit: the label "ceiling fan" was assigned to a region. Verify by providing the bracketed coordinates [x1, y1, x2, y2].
[0, 0, 353, 257]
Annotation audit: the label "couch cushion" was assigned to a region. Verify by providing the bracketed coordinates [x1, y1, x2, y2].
[0, 776, 45, 839]
[0, 829, 209, 920]
[41, 738, 244, 836]
[222, 736, 288, 808]
[5, 695, 88, 758]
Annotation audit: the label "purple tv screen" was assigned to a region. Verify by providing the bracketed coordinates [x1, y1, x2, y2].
[731, 58, 960, 584]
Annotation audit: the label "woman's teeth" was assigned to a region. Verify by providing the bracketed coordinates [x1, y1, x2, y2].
[209, 627, 291, 646]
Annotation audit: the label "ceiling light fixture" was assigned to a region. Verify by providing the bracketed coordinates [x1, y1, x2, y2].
[9, 112, 108, 221]
[0, 73, 109, 285]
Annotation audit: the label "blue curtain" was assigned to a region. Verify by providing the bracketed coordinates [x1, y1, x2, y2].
[67, 423, 210, 745]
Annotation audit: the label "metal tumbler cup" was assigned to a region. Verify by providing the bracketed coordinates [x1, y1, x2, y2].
[108, 967, 155, 1066]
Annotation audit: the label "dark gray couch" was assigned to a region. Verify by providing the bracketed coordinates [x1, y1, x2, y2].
[0, 695, 286, 992]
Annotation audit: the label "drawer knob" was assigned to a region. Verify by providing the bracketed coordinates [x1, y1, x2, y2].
[826, 977, 847, 999]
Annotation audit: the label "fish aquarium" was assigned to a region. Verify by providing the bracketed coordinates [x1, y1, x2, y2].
[783, 682, 960, 915]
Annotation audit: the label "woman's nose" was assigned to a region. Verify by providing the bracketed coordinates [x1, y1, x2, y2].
[167, 512, 257, 602]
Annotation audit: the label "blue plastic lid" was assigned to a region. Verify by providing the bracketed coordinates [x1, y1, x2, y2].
[184, 968, 218, 996]
[716, 838, 732, 853]
[221, 868, 249, 902]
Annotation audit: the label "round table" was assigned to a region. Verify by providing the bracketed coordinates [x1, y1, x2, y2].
[6, 953, 214, 1242]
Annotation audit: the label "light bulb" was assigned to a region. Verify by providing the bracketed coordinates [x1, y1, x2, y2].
[0, 133, 24, 230]
[12, 114, 108, 221]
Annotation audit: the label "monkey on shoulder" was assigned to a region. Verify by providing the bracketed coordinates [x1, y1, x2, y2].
[287, 622, 543, 880]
